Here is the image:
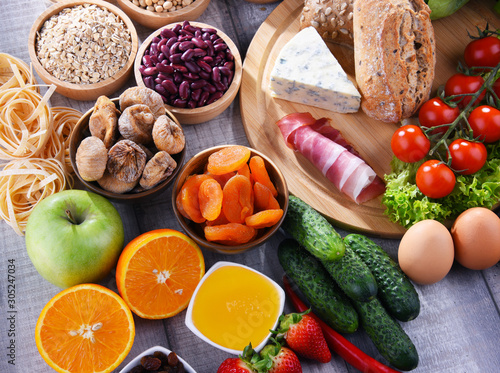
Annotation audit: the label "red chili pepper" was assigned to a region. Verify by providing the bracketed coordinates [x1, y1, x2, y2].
[282, 275, 400, 373]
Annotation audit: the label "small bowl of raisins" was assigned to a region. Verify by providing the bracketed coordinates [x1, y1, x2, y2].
[134, 21, 242, 125]
[119, 346, 196, 373]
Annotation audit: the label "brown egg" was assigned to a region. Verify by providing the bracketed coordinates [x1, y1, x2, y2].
[398, 219, 454, 285]
[451, 207, 500, 270]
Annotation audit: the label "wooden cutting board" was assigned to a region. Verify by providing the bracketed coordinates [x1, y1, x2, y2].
[240, 0, 500, 238]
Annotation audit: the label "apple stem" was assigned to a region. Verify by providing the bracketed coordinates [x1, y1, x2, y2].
[65, 209, 77, 225]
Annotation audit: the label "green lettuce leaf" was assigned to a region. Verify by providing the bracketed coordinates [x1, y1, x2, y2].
[382, 144, 500, 228]
[425, 0, 470, 20]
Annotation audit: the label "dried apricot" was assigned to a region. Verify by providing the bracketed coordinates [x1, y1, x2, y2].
[204, 223, 257, 245]
[207, 146, 251, 175]
[222, 175, 254, 223]
[179, 174, 212, 223]
[245, 209, 284, 229]
[254, 182, 280, 211]
[205, 171, 236, 189]
[237, 163, 253, 184]
[205, 210, 230, 226]
[198, 178, 223, 221]
[249, 155, 278, 197]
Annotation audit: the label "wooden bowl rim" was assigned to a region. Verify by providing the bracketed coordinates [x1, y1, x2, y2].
[172, 145, 289, 254]
[116, 0, 211, 22]
[69, 97, 186, 202]
[28, 0, 138, 94]
[134, 21, 242, 125]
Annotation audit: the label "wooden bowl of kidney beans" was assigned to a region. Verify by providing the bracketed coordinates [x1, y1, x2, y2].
[134, 21, 242, 125]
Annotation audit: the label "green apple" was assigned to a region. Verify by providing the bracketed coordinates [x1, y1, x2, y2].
[25, 190, 124, 289]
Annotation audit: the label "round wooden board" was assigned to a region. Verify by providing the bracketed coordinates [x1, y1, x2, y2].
[240, 0, 500, 238]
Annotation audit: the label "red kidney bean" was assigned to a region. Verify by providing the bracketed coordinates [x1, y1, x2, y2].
[191, 79, 207, 90]
[173, 72, 183, 84]
[161, 79, 178, 95]
[214, 81, 226, 92]
[179, 41, 194, 51]
[181, 49, 195, 62]
[219, 66, 231, 76]
[160, 44, 170, 58]
[193, 48, 207, 57]
[191, 88, 202, 101]
[185, 61, 200, 73]
[179, 80, 190, 100]
[203, 83, 217, 94]
[173, 99, 187, 108]
[158, 72, 172, 81]
[205, 40, 215, 56]
[192, 37, 207, 49]
[199, 70, 211, 80]
[187, 100, 197, 109]
[197, 60, 211, 73]
[158, 52, 166, 62]
[140, 66, 158, 76]
[157, 62, 174, 74]
[170, 42, 180, 55]
[144, 76, 154, 90]
[172, 24, 182, 33]
[170, 53, 182, 64]
[155, 84, 169, 97]
[202, 32, 211, 40]
[212, 67, 221, 83]
[161, 27, 177, 39]
[150, 43, 159, 55]
[202, 27, 217, 34]
[198, 91, 210, 106]
[152, 36, 161, 43]
[171, 64, 188, 73]
[142, 55, 153, 67]
[202, 56, 214, 65]
[224, 61, 234, 70]
[206, 91, 223, 105]
[166, 37, 178, 49]
[214, 43, 227, 52]
[183, 72, 199, 81]
[150, 55, 160, 65]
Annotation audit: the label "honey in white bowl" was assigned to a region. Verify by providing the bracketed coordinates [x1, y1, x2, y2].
[185, 261, 285, 354]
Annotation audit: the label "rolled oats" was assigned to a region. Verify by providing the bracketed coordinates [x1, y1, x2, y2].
[35, 4, 132, 85]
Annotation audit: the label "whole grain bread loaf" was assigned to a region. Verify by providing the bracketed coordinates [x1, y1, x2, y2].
[300, 0, 354, 47]
[353, 0, 436, 123]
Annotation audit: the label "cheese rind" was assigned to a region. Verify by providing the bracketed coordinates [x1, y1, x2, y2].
[269, 26, 361, 113]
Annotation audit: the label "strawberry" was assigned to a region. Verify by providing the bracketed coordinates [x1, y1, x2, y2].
[275, 309, 332, 363]
[255, 343, 302, 373]
[217, 344, 260, 373]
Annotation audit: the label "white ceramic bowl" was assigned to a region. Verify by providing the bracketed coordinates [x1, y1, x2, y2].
[119, 345, 196, 373]
[185, 261, 285, 355]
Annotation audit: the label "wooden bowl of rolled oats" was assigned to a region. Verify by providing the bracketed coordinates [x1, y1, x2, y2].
[116, 0, 210, 30]
[28, 0, 138, 101]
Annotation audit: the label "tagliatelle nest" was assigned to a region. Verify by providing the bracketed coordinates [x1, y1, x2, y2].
[0, 53, 82, 236]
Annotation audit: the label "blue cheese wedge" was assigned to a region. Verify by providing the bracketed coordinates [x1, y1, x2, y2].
[269, 26, 361, 113]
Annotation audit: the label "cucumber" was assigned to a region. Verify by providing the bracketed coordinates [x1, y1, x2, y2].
[344, 234, 420, 322]
[354, 297, 419, 371]
[277, 238, 359, 334]
[282, 195, 345, 262]
[321, 245, 378, 302]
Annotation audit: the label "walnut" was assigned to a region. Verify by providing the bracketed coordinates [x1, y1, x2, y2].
[89, 95, 120, 148]
[119, 87, 165, 119]
[118, 104, 155, 144]
[152, 115, 185, 154]
[139, 151, 177, 190]
[97, 169, 138, 194]
[75, 136, 108, 181]
[106, 139, 146, 183]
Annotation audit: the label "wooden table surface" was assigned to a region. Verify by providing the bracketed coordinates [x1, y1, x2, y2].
[0, 0, 499, 372]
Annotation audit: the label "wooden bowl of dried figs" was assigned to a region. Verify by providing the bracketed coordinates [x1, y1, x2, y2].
[69, 87, 186, 202]
[28, 0, 138, 101]
[116, 0, 211, 30]
[134, 21, 242, 125]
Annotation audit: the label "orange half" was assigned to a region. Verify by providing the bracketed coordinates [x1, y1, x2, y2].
[116, 229, 205, 319]
[35, 284, 135, 373]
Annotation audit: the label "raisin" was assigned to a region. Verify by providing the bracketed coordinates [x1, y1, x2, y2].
[129, 366, 147, 373]
[141, 355, 162, 371]
[167, 352, 179, 366]
[153, 351, 169, 366]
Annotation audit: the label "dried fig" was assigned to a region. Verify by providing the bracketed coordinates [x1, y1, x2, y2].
[152, 115, 186, 154]
[107, 139, 146, 183]
[139, 151, 177, 190]
[75, 136, 107, 181]
[89, 95, 120, 148]
[97, 169, 138, 194]
[119, 87, 165, 119]
[118, 104, 155, 144]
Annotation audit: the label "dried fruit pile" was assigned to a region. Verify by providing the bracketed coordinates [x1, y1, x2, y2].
[176, 145, 284, 245]
[75, 87, 185, 193]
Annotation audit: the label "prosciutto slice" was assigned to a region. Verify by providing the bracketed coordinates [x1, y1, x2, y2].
[276, 112, 385, 204]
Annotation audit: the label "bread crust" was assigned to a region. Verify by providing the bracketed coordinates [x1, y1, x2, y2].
[353, 0, 436, 123]
[300, 0, 354, 47]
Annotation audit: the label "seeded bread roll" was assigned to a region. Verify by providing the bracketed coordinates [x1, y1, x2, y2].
[300, 0, 354, 46]
[353, 0, 436, 123]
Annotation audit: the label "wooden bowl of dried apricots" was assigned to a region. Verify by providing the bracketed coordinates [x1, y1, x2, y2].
[172, 145, 288, 254]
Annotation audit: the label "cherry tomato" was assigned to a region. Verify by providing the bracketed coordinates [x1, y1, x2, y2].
[444, 73, 485, 108]
[449, 139, 487, 175]
[468, 105, 500, 143]
[416, 160, 456, 199]
[418, 97, 460, 134]
[464, 36, 500, 70]
[391, 125, 430, 163]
